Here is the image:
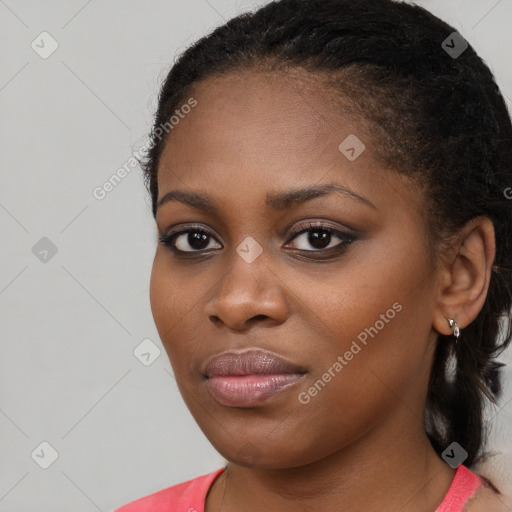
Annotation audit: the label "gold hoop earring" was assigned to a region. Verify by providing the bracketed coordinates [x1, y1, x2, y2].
[448, 318, 460, 343]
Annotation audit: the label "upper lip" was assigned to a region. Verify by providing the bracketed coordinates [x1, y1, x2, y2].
[203, 348, 307, 377]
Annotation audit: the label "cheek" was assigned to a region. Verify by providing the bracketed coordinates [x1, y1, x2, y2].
[292, 234, 434, 401]
[149, 253, 213, 377]
[293, 247, 422, 354]
[149, 251, 200, 326]
[285, 291, 432, 463]
[149, 257, 174, 336]
[149, 255, 189, 362]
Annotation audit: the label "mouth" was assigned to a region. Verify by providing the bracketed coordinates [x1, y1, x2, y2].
[203, 348, 307, 408]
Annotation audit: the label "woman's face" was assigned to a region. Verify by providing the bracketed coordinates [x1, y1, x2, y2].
[150, 69, 441, 469]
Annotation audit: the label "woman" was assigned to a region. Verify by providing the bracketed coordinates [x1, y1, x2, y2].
[114, 0, 512, 510]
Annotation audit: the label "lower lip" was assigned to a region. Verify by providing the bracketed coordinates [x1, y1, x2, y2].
[206, 373, 305, 407]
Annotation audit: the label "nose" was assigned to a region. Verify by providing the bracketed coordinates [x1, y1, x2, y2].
[204, 251, 289, 331]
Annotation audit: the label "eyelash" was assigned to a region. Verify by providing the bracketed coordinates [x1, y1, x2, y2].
[158, 221, 357, 259]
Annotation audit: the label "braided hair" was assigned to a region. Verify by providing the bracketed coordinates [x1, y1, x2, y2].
[139, 0, 512, 467]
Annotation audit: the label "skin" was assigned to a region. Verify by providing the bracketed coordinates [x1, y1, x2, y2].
[149, 69, 501, 511]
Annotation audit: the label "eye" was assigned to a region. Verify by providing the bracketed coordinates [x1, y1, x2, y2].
[285, 221, 356, 252]
[158, 221, 357, 257]
[159, 226, 222, 254]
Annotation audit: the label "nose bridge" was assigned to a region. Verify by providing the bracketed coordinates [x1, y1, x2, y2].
[215, 241, 269, 308]
[205, 239, 288, 329]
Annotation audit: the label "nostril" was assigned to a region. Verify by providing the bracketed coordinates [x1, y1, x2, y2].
[209, 316, 222, 326]
[209, 314, 269, 329]
[250, 314, 268, 322]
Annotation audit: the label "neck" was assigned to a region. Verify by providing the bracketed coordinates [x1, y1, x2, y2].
[206, 417, 455, 512]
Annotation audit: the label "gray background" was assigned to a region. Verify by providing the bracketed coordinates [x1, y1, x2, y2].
[1, 1, 511, 510]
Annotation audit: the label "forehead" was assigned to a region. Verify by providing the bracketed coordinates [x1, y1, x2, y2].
[154, 69, 427, 240]
[157, 68, 374, 191]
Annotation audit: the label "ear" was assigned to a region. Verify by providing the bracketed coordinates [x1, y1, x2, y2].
[432, 216, 496, 336]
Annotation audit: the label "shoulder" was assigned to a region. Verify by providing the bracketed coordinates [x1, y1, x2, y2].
[464, 481, 512, 512]
[112, 468, 225, 512]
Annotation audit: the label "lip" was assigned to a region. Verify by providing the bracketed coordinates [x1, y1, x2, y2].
[203, 348, 307, 407]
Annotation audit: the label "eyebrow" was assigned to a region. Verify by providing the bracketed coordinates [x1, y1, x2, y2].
[156, 183, 376, 213]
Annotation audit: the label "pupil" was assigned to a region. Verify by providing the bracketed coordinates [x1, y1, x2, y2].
[190, 232, 209, 250]
[186, 231, 333, 251]
[310, 231, 330, 249]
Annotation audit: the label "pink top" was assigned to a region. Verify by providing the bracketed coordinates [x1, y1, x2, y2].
[436, 465, 483, 512]
[113, 464, 483, 512]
